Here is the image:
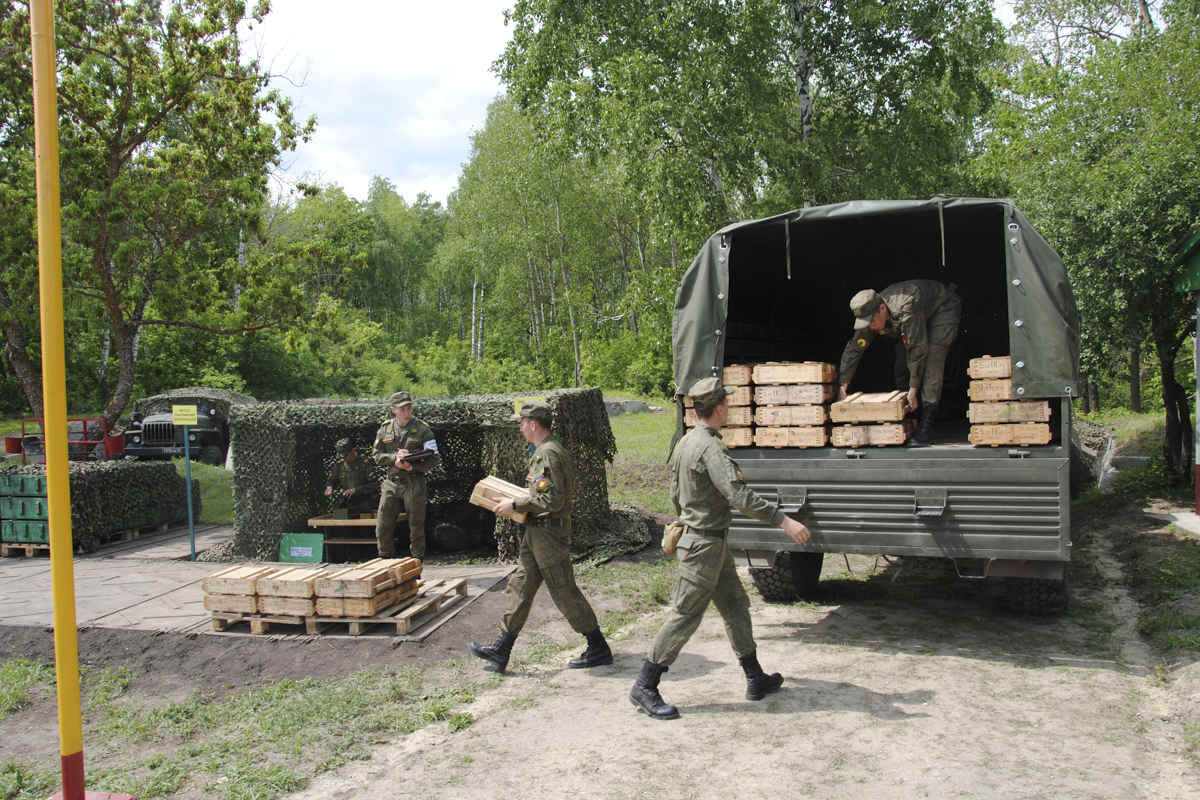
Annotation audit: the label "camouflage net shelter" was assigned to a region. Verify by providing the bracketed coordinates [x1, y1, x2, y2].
[138, 387, 257, 417]
[229, 387, 649, 562]
[0, 462, 200, 552]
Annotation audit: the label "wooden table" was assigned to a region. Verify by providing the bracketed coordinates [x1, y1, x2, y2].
[307, 512, 407, 551]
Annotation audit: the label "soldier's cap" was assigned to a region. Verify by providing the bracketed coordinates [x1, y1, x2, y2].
[850, 289, 884, 329]
[689, 377, 734, 409]
[510, 399, 553, 422]
[335, 438, 354, 456]
[387, 391, 413, 407]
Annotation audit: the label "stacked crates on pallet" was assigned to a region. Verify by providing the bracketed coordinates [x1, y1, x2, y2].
[966, 356, 1053, 447]
[751, 362, 836, 449]
[0, 473, 50, 550]
[684, 365, 755, 448]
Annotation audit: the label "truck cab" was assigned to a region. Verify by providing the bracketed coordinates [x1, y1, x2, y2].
[124, 402, 228, 466]
[672, 198, 1080, 614]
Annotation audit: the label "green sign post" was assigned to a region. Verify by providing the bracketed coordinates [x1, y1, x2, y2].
[172, 405, 199, 560]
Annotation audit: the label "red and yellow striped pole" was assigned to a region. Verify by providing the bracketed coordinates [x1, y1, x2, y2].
[29, 1, 86, 798]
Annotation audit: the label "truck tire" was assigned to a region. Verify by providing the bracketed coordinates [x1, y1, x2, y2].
[749, 552, 823, 602]
[199, 445, 224, 466]
[1005, 571, 1070, 616]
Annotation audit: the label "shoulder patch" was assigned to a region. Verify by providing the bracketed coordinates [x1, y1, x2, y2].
[735, 467, 745, 482]
[856, 337, 867, 349]
[535, 476, 551, 492]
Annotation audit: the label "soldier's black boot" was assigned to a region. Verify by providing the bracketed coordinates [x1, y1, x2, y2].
[908, 403, 939, 448]
[739, 652, 784, 701]
[629, 659, 680, 720]
[469, 630, 517, 674]
[568, 629, 614, 669]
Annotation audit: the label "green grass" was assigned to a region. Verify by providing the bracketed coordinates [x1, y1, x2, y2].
[0, 661, 480, 800]
[607, 410, 676, 514]
[0, 658, 54, 719]
[576, 559, 676, 634]
[172, 458, 233, 523]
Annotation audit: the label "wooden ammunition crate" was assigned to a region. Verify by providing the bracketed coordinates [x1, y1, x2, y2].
[204, 593, 259, 614]
[754, 427, 829, 449]
[468, 476, 530, 523]
[316, 578, 421, 618]
[967, 355, 1012, 380]
[722, 364, 753, 386]
[202, 565, 278, 596]
[831, 420, 916, 447]
[683, 385, 752, 407]
[754, 384, 835, 406]
[258, 595, 318, 617]
[256, 567, 331, 599]
[969, 423, 1053, 447]
[720, 427, 753, 448]
[754, 405, 828, 427]
[685, 406, 753, 427]
[968, 379, 1016, 402]
[830, 391, 910, 423]
[315, 558, 419, 599]
[967, 401, 1053, 424]
[751, 361, 837, 385]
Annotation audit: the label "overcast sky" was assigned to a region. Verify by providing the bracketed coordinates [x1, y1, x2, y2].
[254, 1, 1017, 207]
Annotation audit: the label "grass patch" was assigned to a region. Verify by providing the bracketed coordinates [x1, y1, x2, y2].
[172, 458, 233, 523]
[0, 663, 479, 800]
[576, 559, 675, 634]
[607, 410, 675, 514]
[0, 658, 54, 719]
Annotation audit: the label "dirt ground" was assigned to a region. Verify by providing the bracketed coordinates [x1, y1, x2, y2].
[4, 504, 1200, 799]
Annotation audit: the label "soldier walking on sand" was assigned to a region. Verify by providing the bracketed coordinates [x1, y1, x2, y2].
[371, 391, 440, 561]
[468, 399, 613, 675]
[630, 377, 812, 720]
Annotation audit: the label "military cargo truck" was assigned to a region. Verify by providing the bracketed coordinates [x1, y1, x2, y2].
[672, 198, 1080, 614]
[123, 402, 229, 466]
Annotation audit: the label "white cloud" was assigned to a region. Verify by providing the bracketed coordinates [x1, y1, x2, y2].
[252, 0, 514, 204]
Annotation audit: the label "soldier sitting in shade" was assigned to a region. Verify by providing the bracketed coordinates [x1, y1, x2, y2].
[324, 438, 378, 517]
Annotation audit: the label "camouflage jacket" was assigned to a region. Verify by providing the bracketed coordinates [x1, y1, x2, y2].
[371, 417, 441, 481]
[838, 279, 957, 387]
[670, 424, 785, 531]
[326, 457, 378, 496]
[512, 436, 573, 522]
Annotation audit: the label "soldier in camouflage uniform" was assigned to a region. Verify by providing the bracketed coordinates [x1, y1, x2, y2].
[468, 399, 612, 675]
[323, 438, 378, 517]
[630, 378, 812, 720]
[838, 280, 962, 448]
[371, 391, 440, 560]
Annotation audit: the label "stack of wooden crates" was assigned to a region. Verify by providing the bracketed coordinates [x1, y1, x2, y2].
[0, 473, 49, 555]
[751, 362, 837, 449]
[829, 391, 916, 447]
[683, 365, 756, 447]
[966, 356, 1053, 446]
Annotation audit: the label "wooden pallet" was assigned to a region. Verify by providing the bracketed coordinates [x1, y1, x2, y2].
[0, 542, 49, 558]
[386, 579, 470, 635]
[211, 611, 311, 635]
[97, 520, 174, 546]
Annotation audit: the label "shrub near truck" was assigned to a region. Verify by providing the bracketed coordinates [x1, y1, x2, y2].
[672, 198, 1080, 614]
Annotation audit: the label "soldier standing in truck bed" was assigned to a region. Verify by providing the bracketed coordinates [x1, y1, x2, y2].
[629, 378, 812, 721]
[838, 279, 963, 448]
[371, 391, 440, 561]
[468, 399, 612, 676]
[324, 438, 378, 517]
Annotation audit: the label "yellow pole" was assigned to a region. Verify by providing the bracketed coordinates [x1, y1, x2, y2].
[29, 1, 86, 798]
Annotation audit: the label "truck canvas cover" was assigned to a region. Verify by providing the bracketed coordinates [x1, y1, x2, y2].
[673, 198, 1080, 400]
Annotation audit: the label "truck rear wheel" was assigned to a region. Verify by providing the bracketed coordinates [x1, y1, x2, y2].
[1005, 571, 1070, 616]
[748, 552, 823, 602]
[199, 445, 224, 466]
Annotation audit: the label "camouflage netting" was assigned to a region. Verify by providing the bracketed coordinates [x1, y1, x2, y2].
[0, 462, 200, 552]
[138, 387, 258, 417]
[228, 387, 650, 562]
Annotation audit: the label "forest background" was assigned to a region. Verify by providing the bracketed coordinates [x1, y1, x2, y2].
[1, 0, 1198, 474]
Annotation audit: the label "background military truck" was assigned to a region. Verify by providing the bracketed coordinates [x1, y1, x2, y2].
[673, 198, 1080, 615]
[123, 388, 256, 467]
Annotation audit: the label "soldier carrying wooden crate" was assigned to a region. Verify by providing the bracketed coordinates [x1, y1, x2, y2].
[838, 280, 963, 448]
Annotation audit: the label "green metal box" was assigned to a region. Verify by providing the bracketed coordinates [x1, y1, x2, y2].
[1, 496, 49, 520]
[2, 519, 49, 543]
[0, 474, 49, 496]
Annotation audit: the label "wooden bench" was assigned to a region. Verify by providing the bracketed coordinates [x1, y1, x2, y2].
[307, 512, 408, 550]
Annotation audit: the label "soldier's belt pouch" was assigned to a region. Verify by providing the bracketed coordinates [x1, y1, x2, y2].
[528, 516, 568, 528]
[662, 521, 685, 555]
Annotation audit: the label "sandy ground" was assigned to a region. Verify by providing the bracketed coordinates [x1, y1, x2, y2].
[286, 524, 1200, 800]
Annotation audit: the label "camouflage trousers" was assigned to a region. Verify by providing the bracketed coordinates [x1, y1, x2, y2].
[375, 475, 426, 559]
[893, 294, 962, 406]
[649, 529, 755, 666]
[502, 523, 599, 636]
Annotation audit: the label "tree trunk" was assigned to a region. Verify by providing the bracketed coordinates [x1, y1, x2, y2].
[1079, 374, 1091, 414]
[788, 0, 815, 140]
[553, 198, 582, 387]
[98, 326, 111, 403]
[103, 322, 140, 432]
[1152, 325, 1186, 480]
[0, 284, 43, 419]
[1129, 344, 1141, 413]
[1088, 377, 1099, 413]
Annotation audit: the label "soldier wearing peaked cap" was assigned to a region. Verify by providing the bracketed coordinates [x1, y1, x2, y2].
[324, 438, 378, 517]
[838, 280, 962, 448]
[629, 377, 812, 721]
[468, 399, 612, 675]
[371, 391, 440, 560]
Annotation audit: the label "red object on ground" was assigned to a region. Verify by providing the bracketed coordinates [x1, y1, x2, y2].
[103, 432, 124, 458]
[3, 434, 21, 454]
[46, 794, 137, 800]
